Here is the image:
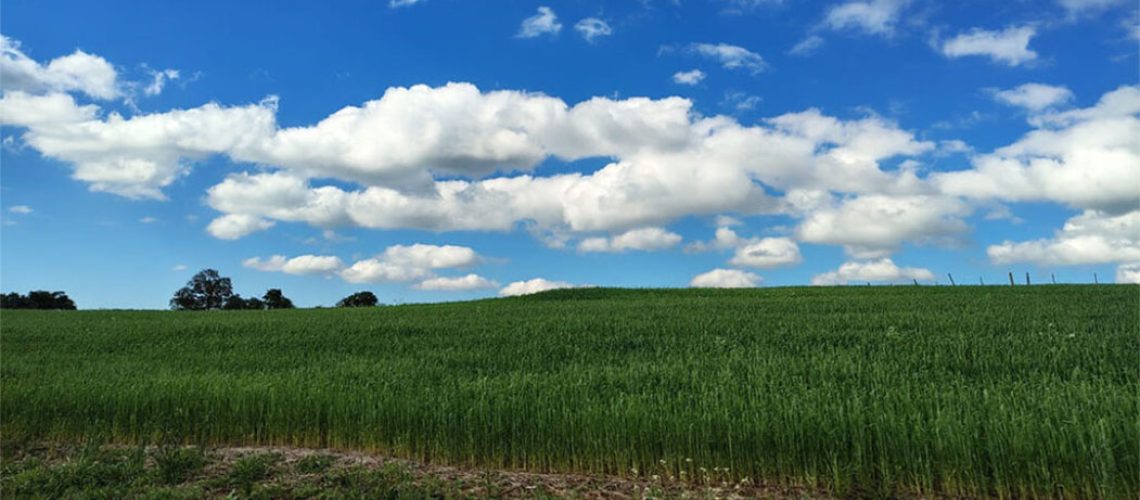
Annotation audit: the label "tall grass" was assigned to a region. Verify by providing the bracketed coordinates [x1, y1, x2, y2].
[2, 285, 1137, 497]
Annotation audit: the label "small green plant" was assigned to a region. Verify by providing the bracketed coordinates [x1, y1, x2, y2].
[294, 454, 335, 474]
[228, 453, 279, 495]
[152, 446, 206, 485]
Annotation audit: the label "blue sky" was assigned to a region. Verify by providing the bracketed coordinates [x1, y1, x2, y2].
[1, 0, 1137, 309]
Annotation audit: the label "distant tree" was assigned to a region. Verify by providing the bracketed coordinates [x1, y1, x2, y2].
[336, 291, 379, 308]
[1, 292, 27, 309]
[222, 295, 249, 310]
[170, 269, 234, 311]
[0, 290, 75, 310]
[49, 291, 77, 310]
[262, 289, 294, 309]
[221, 294, 267, 310]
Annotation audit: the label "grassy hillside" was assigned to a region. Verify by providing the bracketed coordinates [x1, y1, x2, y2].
[2, 285, 1137, 497]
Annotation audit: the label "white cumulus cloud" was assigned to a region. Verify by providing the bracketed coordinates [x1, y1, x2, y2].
[991, 83, 1073, 112]
[934, 85, 1140, 213]
[243, 254, 345, 275]
[1, 35, 120, 100]
[690, 268, 761, 288]
[728, 237, 802, 268]
[987, 210, 1140, 266]
[577, 227, 682, 253]
[672, 69, 706, 85]
[796, 195, 971, 258]
[499, 278, 577, 296]
[811, 258, 934, 285]
[415, 273, 498, 291]
[206, 214, 275, 240]
[339, 244, 482, 284]
[1116, 263, 1140, 284]
[940, 26, 1037, 66]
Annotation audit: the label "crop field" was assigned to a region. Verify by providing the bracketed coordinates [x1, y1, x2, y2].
[2, 285, 1137, 498]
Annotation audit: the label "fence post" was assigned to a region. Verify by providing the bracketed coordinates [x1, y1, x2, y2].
[1051, 273, 1056, 284]
[1008, 272, 1015, 287]
[947, 273, 956, 286]
[1093, 272, 1099, 284]
[913, 279, 919, 286]
[979, 277, 985, 285]
[1025, 272, 1031, 286]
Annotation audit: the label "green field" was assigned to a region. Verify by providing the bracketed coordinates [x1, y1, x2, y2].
[3, 286, 1137, 498]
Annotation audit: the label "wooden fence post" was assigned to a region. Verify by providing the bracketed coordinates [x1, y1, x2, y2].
[1008, 272, 1015, 287]
[1025, 272, 1031, 286]
[947, 273, 956, 286]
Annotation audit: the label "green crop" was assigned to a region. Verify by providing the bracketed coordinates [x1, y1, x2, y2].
[2, 285, 1136, 498]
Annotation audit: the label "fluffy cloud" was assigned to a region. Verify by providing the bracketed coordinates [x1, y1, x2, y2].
[672, 69, 706, 85]
[991, 83, 1073, 112]
[415, 273, 498, 291]
[811, 258, 934, 285]
[206, 214, 275, 240]
[940, 26, 1037, 66]
[2, 45, 951, 257]
[381, 243, 481, 269]
[8, 205, 32, 214]
[689, 43, 767, 73]
[690, 268, 761, 288]
[574, 18, 612, 43]
[0, 92, 277, 199]
[1116, 263, 1140, 284]
[935, 86, 1140, 213]
[578, 227, 682, 252]
[340, 259, 429, 283]
[243, 254, 344, 275]
[1, 35, 120, 100]
[499, 278, 577, 296]
[196, 99, 936, 238]
[823, 0, 909, 36]
[339, 244, 481, 284]
[987, 210, 1140, 265]
[728, 237, 802, 268]
[517, 7, 562, 38]
[796, 195, 970, 258]
[685, 225, 745, 253]
[0, 91, 99, 126]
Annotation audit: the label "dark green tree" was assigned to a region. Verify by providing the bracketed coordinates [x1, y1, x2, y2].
[170, 269, 234, 311]
[336, 291, 379, 308]
[0, 292, 27, 309]
[222, 294, 249, 310]
[262, 289, 294, 309]
[0, 291, 75, 310]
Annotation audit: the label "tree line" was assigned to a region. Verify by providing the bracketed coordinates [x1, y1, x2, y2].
[171, 269, 378, 311]
[1, 269, 380, 311]
[0, 291, 77, 310]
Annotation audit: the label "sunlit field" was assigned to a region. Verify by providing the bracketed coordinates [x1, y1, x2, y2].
[3, 285, 1137, 498]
